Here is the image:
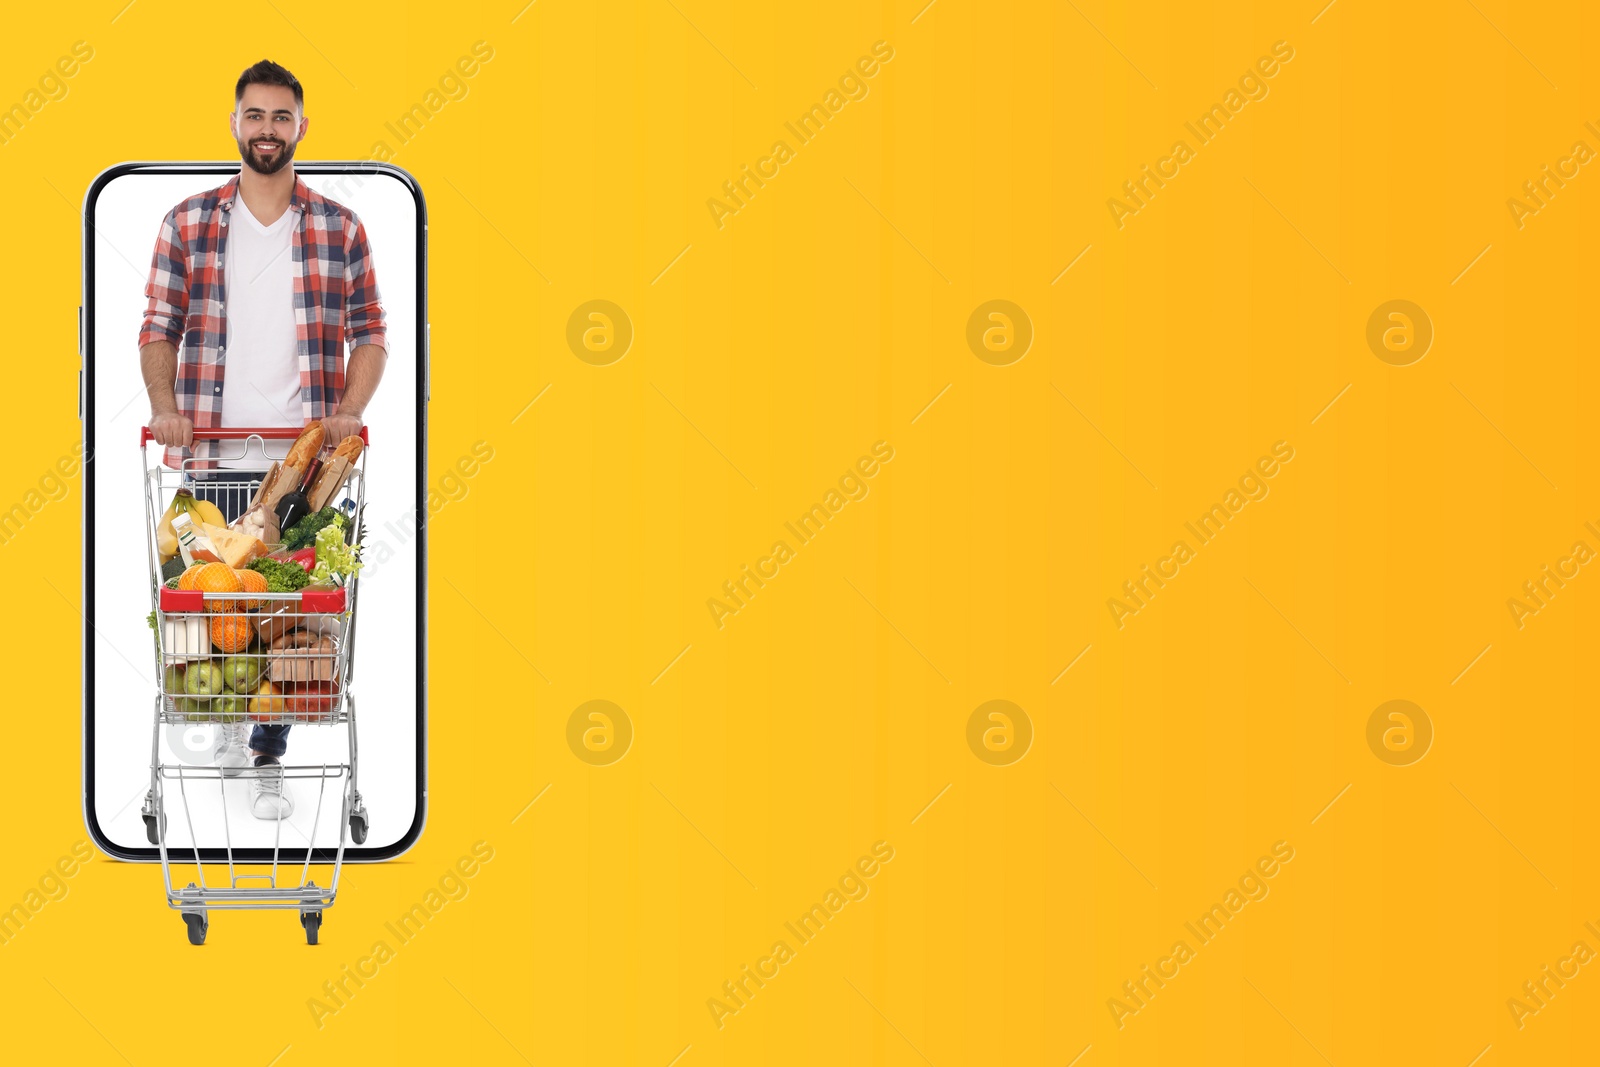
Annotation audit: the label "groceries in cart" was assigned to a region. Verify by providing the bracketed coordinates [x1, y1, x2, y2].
[240, 422, 365, 546]
[149, 563, 356, 725]
[156, 423, 364, 573]
[148, 422, 367, 727]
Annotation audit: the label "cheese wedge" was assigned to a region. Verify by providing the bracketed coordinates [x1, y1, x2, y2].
[200, 522, 268, 569]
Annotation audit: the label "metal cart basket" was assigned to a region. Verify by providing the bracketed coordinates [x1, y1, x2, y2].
[139, 426, 369, 945]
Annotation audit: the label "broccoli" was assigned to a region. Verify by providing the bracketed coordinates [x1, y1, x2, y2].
[282, 506, 340, 550]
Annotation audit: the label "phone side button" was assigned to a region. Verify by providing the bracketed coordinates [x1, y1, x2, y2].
[424, 322, 430, 402]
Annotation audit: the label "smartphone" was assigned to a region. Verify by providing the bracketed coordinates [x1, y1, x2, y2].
[81, 162, 427, 862]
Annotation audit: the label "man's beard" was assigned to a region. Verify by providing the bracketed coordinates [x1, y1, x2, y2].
[237, 135, 295, 175]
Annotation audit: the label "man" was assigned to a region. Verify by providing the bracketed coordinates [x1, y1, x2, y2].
[139, 59, 387, 819]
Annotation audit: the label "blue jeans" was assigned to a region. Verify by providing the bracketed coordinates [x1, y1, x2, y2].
[188, 470, 288, 758]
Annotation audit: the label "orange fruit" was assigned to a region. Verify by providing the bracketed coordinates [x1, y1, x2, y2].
[176, 563, 207, 591]
[210, 613, 252, 653]
[194, 562, 244, 611]
[235, 568, 268, 610]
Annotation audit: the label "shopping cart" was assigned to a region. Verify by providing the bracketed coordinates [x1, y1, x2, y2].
[138, 426, 370, 945]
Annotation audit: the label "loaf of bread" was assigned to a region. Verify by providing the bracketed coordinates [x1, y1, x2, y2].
[285, 422, 325, 469]
[332, 435, 363, 463]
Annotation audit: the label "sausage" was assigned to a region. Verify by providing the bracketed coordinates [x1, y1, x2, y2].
[268, 628, 337, 682]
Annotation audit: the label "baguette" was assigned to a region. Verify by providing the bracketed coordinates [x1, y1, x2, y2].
[332, 435, 363, 463]
[285, 422, 325, 469]
[248, 461, 280, 510]
[307, 457, 352, 511]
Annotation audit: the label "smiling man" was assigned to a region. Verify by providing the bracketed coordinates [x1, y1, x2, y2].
[138, 59, 388, 819]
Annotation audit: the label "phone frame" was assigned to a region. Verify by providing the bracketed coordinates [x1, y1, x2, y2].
[80, 161, 428, 863]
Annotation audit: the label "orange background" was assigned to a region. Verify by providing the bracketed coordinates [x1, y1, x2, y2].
[3, 0, 1597, 1063]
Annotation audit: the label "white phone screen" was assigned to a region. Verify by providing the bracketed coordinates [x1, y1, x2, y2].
[84, 163, 425, 860]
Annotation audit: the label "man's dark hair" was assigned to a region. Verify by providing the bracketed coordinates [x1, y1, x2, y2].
[235, 60, 302, 109]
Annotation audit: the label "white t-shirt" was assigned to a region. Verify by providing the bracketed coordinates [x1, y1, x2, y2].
[217, 193, 300, 469]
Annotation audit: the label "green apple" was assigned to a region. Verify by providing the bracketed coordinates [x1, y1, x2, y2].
[162, 662, 186, 694]
[185, 660, 225, 698]
[213, 695, 249, 723]
[174, 695, 211, 719]
[220, 654, 264, 694]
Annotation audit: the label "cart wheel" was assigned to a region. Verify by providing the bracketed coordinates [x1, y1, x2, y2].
[301, 910, 321, 945]
[183, 912, 207, 946]
[144, 812, 166, 845]
[349, 812, 368, 845]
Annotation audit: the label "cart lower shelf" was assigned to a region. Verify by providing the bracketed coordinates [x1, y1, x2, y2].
[145, 695, 366, 945]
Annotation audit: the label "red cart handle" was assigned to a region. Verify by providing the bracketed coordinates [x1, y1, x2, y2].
[159, 586, 346, 613]
[140, 425, 369, 446]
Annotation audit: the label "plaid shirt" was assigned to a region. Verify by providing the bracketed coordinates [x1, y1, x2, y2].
[139, 173, 387, 468]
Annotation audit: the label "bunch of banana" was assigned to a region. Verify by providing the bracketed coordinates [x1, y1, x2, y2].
[156, 489, 226, 561]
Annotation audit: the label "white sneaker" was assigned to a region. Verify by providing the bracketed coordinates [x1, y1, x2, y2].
[249, 756, 295, 820]
[215, 723, 250, 778]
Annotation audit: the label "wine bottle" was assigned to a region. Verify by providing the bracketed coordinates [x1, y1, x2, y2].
[273, 458, 323, 535]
